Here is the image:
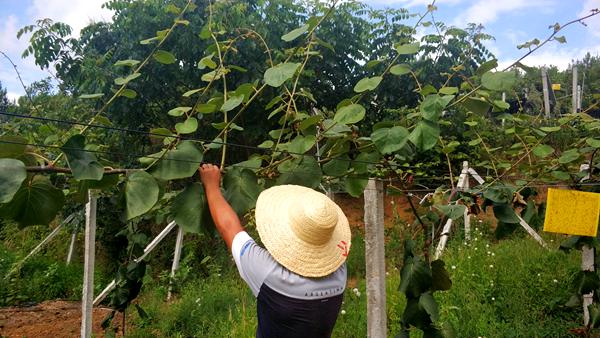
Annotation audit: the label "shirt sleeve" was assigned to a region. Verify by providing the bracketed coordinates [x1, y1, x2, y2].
[231, 231, 278, 297]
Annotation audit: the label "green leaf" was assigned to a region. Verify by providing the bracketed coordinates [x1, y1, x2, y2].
[223, 168, 262, 216]
[114, 73, 141, 85]
[434, 204, 466, 220]
[114, 59, 140, 67]
[390, 64, 411, 76]
[0, 135, 27, 158]
[334, 104, 366, 125]
[371, 126, 409, 154]
[197, 103, 217, 114]
[79, 93, 104, 99]
[182, 88, 202, 97]
[124, 171, 159, 220]
[532, 144, 554, 158]
[476, 59, 498, 76]
[395, 42, 420, 55]
[353, 76, 382, 93]
[558, 149, 579, 164]
[221, 95, 244, 112]
[276, 157, 322, 188]
[540, 126, 561, 132]
[149, 141, 203, 180]
[258, 140, 274, 148]
[168, 106, 192, 117]
[288, 135, 315, 155]
[483, 185, 514, 204]
[462, 97, 490, 114]
[172, 183, 206, 233]
[0, 176, 65, 227]
[431, 260, 452, 292]
[586, 138, 600, 148]
[399, 256, 432, 297]
[481, 71, 516, 91]
[352, 151, 379, 174]
[493, 100, 509, 110]
[61, 135, 104, 181]
[554, 36, 567, 43]
[420, 94, 453, 121]
[119, 89, 137, 99]
[281, 24, 309, 42]
[344, 177, 368, 197]
[264, 63, 300, 87]
[175, 117, 198, 134]
[551, 170, 571, 180]
[0, 159, 27, 203]
[323, 155, 350, 177]
[197, 53, 216, 70]
[493, 204, 520, 224]
[438, 87, 458, 95]
[419, 292, 440, 322]
[409, 120, 440, 151]
[153, 50, 176, 64]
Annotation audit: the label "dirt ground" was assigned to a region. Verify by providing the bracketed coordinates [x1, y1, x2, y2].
[0, 300, 123, 338]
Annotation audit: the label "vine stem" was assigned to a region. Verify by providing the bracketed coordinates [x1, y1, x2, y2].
[49, 0, 194, 167]
[437, 137, 455, 190]
[474, 131, 499, 177]
[0, 51, 39, 113]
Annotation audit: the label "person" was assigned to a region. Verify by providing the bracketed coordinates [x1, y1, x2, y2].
[198, 163, 351, 338]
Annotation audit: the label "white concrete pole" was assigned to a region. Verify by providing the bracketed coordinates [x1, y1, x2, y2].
[93, 221, 178, 306]
[167, 226, 185, 301]
[572, 66, 578, 114]
[580, 163, 594, 326]
[459, 162, 470, 240]
[541, 67, 551, 117]
[81, 191, 97, 338]
[364, 179, 386, 338]
[66, 230, 77, 265]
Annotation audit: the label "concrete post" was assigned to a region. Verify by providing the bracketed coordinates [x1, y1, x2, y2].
[364, 179, 386, 338]
[81, 191, 97, 338]
[541, 67, 551, 117]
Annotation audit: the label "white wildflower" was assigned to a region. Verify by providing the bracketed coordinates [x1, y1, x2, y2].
[341, 310, 346, 315]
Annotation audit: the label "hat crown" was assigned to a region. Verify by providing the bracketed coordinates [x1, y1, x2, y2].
[289, 195, 338, 245]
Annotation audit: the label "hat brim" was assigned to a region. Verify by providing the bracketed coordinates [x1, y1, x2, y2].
[255, 185, 351, 278]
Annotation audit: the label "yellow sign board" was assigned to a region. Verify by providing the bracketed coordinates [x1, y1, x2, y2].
[543, 188, 600, 236]
[552, 83, 561, 91]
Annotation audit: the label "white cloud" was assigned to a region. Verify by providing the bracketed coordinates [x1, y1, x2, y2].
[360, 0, 464, 7]
[578, 0, 600, 37]
[455, 0, 552, 26]
[27, 0, 113, 36]
[6, 91, 21, 102]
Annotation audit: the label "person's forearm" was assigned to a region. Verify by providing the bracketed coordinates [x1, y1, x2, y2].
[204, 185, 243, 250]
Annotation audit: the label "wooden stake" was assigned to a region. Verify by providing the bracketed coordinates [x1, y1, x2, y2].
[167, 226, 185, 301]
[364, 179, 386, 338]
[81, 191, 97, 338]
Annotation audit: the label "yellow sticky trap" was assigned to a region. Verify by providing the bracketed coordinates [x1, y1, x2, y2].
[543, 188, 600, 236]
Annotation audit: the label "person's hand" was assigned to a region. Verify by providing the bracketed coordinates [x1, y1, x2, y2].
[199, 163, 222, 190]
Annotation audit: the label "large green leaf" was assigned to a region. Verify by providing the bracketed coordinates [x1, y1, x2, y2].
[586, 138, 600, 148]
[281, 24, 309, 41]
[334, 104, 366, 125]
[558, 149, 579, 164]
[395, 42, 420, 55]
[390, 63, 411, 76]
[124, 171, 159, 220]
[323, 155, 350, 177]
[0, 159, 27, 203]
[0, 176, 65, 227]
[114, 72, 141, 85]
[149, 141, 203, 180]
[419, 292, 440, 322]
[434, 204, 466, 220]
[223, 167, 262, 216]
[153, 50, 176, 64]
[371, 126, 409, 154]
[481, 71, 516, 91]
[344, 177, 368, 197]
[408, 120, 440, 151]
[288, 135, 316, 155]
[0, 135, 27, 158]
[493, 204, 520, 224]
[462, 97, 490, 114]
[532, 144, 554, 158]
[352, 151, 379, 174]
[353, 76, 382, 93]
[167, 106, 192, 117]
[175, 117, 198, 134]
[431, 260, 452, 292]
[420, 94, 453, 121]
[399, 256, 432, 298]
[264, 63, 300, 87]
[61, 135, 104, 181]
[476, 59, 498, 76]
[483, 185, 514, 204]
[221, 95, 244, 112]
[276, 157, 322, 188]
[172, 183, 206, 233]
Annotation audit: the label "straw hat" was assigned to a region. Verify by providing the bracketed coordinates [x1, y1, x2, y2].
[255, 185, 351, 278]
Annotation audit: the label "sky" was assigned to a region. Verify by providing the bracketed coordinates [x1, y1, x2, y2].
[0, 0, 599, 101]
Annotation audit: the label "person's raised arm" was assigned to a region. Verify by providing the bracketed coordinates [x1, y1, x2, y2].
[199, 163, 243, 251]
